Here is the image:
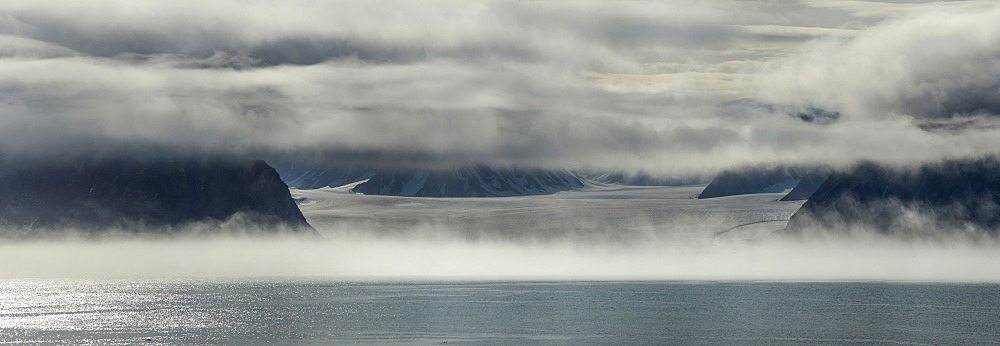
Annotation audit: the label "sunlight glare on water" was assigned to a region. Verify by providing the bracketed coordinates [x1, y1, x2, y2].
[2, 279, 1000, 345]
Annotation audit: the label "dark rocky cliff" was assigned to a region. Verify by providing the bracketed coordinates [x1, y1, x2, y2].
[784, 157, 1000, 235]
[0, 157, 313, 235]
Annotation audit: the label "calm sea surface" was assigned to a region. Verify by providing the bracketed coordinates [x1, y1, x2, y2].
[2, 280, 999, 345]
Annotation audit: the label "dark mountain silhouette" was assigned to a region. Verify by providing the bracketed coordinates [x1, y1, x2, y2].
[784, 157, 1000, 234]
[0, 157, 314, 236]
[351, 165, 584, 197]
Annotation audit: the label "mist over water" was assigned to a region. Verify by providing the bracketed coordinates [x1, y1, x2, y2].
[4, 182, 998, 282]
[3, 225, 999, 282]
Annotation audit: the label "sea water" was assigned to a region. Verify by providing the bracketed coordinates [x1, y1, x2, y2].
[2, 280, 999, 345]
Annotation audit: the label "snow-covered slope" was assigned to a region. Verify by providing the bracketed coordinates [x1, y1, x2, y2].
[698, 166, 829, 200]
[294, 183, 805, 243]
[351, 165, 584, 197]
[271, 162, 376, 189]
[778, 173, 830, 201]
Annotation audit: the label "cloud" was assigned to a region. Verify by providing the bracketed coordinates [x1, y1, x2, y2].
[801, 0, 998, 19]
[0, 1, 999, 176]
[754, 5, 1000, 122]
[0, 0, 737, 70]
[3, 234, 1000, 281]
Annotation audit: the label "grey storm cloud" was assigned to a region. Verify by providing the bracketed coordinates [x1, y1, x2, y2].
[1, 0, 999, 176]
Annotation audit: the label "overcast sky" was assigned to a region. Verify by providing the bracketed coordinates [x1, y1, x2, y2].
[1, 0, 999, 175]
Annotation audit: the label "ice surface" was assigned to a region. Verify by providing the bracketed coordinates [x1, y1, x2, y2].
[293, 183, 805, 243]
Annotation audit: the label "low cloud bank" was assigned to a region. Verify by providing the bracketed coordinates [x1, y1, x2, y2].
[0, 2, 998, 177]
[756, 5, 1000, 123]
[1, 223, 999, 282]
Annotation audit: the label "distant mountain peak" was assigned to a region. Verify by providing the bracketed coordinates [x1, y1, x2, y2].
[271, 162, 376, 189]
[351, 165, 584, 197]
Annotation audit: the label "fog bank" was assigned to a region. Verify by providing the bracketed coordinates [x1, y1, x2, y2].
[3, 233, 999, 282]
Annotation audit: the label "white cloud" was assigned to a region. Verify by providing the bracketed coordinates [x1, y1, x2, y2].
[754, 6, 1000, 121]
[0, 0, 998, 176]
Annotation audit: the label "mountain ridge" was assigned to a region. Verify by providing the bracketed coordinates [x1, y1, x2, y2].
[0, 157, 315, 237]
[351, 165, 585, 197]
[783, 157, 1000, 235]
